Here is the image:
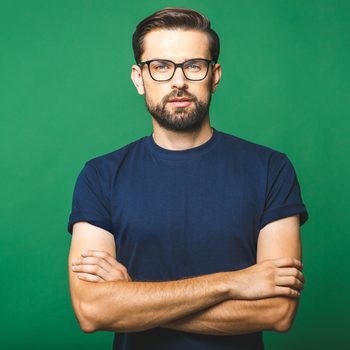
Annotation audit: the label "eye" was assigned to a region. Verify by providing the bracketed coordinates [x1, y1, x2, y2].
[151, 61, 171, 71]
[185, 60, 204, 71]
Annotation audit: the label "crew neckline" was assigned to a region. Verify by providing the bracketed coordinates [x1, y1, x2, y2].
[145, 127, 222, 160]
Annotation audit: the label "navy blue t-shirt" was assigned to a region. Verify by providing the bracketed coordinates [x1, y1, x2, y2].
[68, 128, 309, 350]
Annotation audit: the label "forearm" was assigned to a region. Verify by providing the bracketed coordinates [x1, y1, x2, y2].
[75, 271, 231, 333]
[70, 247, 304, 334]
[162, 297, 299, 335]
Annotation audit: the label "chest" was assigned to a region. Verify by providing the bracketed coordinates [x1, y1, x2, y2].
[109, 158, 263, 278]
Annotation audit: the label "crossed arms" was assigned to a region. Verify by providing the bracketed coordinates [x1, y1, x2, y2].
[68, 214, 304, 335]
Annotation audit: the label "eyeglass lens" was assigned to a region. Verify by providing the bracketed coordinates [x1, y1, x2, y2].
[149, 59, 209, 81]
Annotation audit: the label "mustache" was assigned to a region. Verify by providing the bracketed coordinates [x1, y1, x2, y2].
[163, 89, 197, 103]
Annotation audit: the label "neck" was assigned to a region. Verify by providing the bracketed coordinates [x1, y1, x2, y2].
[151, 117, 213, 151]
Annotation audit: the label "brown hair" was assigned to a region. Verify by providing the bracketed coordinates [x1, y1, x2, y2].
[132, 7, 220, 63]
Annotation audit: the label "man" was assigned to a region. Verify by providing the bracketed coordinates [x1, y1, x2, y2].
[67, 7, 309, 350]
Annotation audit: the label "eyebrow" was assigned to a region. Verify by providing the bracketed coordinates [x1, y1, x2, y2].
[144, 57, 208, 62]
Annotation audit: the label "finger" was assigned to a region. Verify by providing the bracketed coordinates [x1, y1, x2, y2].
[276, 276, 304, 291]
[107, 257, 131, 280]
[77, 273, 104, 283]
[105, 269, 129, 282]
[274, 286, 301, 298]
[82, 250, 119, 266]
[80, 250, 131, 281]
[277, 267, 305, 283]
[73, 257, 112, 273]
[72, 264, 108, 280]
[81, 250, 128, 268]
[113, 263, 131, 281]
[114, 270, 132, 282]
[273, 257, 303, 270]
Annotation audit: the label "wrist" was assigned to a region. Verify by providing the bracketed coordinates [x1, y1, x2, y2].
[214, 271, 238, 300]
[217, 270, 243, 299]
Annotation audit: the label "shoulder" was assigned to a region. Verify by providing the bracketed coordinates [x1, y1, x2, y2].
[85, 135, 148, 173]
[216, 129, 288, 166]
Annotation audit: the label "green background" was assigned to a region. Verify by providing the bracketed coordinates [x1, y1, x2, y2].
[1, 0, 349, 349]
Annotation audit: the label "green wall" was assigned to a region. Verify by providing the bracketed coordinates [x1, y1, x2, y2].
[1, 0, 349, 348]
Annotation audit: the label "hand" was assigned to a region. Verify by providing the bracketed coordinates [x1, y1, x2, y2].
[230, 257, 305, 300]
[71, 250, 132, 283]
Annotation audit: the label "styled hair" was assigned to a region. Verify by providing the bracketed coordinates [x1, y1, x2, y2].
[132, 7, 220, 63]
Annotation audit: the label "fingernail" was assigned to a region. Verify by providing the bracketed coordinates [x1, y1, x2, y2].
[82, 251, 88, 256]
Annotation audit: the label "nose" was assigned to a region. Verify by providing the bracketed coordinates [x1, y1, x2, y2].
[171, 66, 188, 89]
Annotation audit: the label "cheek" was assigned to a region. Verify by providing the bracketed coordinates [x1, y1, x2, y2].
[193, 76, 213, 98]
[144, 83, 169, 102]
[195, 85, 212, 102]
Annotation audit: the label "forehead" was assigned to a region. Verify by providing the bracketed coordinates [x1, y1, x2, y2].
[141, 29, 210, 62]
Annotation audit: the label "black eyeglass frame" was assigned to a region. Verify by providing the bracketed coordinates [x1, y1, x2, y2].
[137, 58, 217, 82]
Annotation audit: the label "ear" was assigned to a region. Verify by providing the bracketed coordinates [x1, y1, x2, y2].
[131, 64, 145, 95]
[211, 63, 222, 94]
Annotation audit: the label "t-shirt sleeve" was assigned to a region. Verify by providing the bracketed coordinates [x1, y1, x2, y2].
[260, 153, 309, 229]
[67, 162, 113, 234]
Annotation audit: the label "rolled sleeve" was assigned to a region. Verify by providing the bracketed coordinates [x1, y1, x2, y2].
[260, 154, 309, 229]
[67, 162, 113, 234]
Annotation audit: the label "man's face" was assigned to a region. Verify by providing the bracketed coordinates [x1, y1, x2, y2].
[132, 29, 221, 132]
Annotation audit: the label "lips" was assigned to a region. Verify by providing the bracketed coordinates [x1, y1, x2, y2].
[168, 98, 192, 102]
[168, 97, 192, 108]
[168, 99, 192, 107]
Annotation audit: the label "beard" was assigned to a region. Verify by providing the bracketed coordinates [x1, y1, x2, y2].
[144, 88, 212, 133]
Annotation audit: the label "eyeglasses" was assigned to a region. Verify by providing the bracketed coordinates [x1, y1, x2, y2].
[137, 58, 216, 82]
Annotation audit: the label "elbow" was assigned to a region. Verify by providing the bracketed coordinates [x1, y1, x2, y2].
[273, 297, 300, 333]
[73, 297, 111, 333]
[75, 301, 99, 333]
[79, 319, 97, 334]
[75, 299, 129, 333]
[274, 319, 293, 333]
